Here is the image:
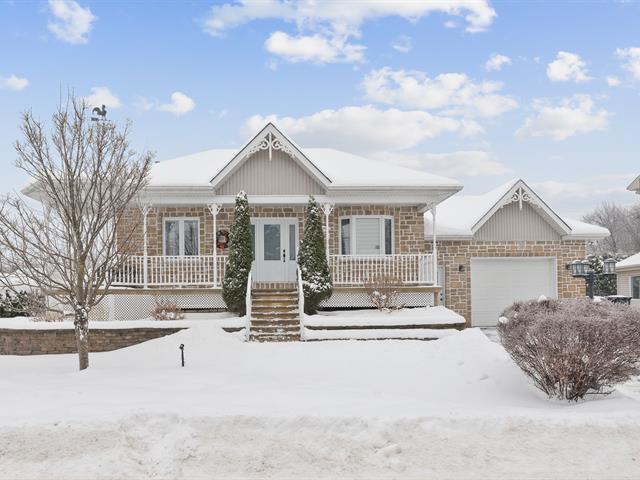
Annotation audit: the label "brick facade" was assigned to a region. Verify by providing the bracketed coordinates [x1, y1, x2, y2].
[121, 204, 427, 257]
[426, 240, 586, 325]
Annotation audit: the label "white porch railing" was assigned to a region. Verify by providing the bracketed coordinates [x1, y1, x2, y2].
[328, 254, 435, 286]
[111, 253, 435, 288]
[112, 255, 228, 288]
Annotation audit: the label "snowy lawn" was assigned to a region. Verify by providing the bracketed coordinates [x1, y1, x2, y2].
[1, 318, 640, 478]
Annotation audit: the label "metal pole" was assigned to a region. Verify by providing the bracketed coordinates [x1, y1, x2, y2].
[587, 271, 594, 299]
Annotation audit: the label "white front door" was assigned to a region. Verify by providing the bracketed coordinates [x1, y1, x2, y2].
[251, 218, 298, 282]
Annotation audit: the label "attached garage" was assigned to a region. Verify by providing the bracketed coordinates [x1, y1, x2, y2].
[425, 179, 611, 326]
[470, 257, 557, 327]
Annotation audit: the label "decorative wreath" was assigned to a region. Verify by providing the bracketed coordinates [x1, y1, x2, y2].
[216, 229, 230, 251]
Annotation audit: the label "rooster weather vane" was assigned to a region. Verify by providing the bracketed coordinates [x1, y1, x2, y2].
[91, 104, 107, 122]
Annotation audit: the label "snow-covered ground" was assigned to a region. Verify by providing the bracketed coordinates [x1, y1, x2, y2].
[2, 316, 640, 478]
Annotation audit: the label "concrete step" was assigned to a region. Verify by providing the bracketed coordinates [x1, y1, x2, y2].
[251, 324, 300, 335]
[251, 319, 300, 327]
[252, 297, 298, 304]
[252, 291, 297, 298]
[251, 311, 299, 320]
[250, 333, 301, 342]
[251, 304, 298, 312]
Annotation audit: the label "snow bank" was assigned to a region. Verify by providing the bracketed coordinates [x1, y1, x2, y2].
[304, 328, 460, 341]
[2, 317, 640, 478]
[305, 306, 465, 327]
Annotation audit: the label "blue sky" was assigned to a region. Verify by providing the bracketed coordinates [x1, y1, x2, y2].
[1, 0, 639, 218]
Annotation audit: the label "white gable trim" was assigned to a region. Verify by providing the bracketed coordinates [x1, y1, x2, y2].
[210, 123, 332, 190]
[628, 174, 640, 193]
[471, 179, 571, 236]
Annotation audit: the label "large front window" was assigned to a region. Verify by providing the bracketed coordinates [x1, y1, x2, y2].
[633, 276, 640, 299]
[164, 218, 199, 256]
[340, 216, 393, 255]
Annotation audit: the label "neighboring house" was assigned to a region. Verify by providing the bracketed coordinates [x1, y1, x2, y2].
[424, 179, 609, 326]
[616, 177, 640, 305]
[615, 254, 640, 305]
[33, 123, 461, 320]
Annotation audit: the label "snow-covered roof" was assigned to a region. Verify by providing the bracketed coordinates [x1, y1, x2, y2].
[149, 147, 461, 189]
[628, 174, 640, 193]
[425, 179, 610, 240]
[616, 252, 640, 271]
[148, 123, 461, 191]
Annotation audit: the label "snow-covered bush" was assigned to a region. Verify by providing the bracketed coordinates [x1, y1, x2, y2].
[298, 197, 332, 314]
[151, 298, 185, 321]
[498, 298, 640, 401]
[222, 192, 253, 315]
[364, 275, 404, 312]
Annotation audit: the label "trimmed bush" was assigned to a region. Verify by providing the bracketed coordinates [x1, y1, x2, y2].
[498, 298, 640, 401]
[364, 275, 404, 312]
[222, 191, 253, 315]
[297, 197, 332, 314]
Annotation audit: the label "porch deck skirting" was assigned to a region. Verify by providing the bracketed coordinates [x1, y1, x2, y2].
[111, 253, 436, 288]
[86, 286, 440, 321]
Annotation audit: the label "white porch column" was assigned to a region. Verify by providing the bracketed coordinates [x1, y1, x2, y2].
[321, 203, 334, 259]
[208, 203, 223, 287]
[431, 205, 438, 285]
[141, 204, 152, 289]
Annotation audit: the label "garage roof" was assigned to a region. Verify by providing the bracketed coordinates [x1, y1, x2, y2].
[425, 178, 610, 241]
[616, 253, 640, 271]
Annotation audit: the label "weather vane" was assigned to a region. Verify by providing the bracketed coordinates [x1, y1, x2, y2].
[91, 104, 107, 122]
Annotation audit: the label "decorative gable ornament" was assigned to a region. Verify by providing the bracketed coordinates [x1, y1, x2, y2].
[502, 186, 539, 211]
[244, 131, 296, 162]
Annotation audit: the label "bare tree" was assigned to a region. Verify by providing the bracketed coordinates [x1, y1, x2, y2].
[583, 201, 640, 255]
[0, 97, 153, 370]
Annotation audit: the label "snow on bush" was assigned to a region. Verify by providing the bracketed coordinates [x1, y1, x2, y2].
[363, 275, 405, 312]
[498, 298, 640, 401]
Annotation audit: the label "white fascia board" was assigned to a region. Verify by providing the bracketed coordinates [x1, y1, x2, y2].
[628, 174, 640, 193]
[210, 123, 331, 189]
[471, 179, 571, 236]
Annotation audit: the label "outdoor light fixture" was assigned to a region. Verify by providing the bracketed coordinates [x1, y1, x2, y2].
[603, 258, 617, 275]
[568, 258, 616, 299]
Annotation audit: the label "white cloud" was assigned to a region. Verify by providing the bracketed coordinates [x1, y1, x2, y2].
[0, 74, 28, 91]
[362, 67, 518, 118]
[83, 87, 121, 109]
[606, 76, 621, 87]
[485, 53, 511, 71]
[531, 180, 627, 200]
[157, 92, 196, 116]
[546, 51, 592, 82]
[204, 0, 496, 36]
[391, 35, 412, 54]
[376, 150, 510, 177]
[615, 47, 640, 80]
[515, 95, 610, 141]
[204, 0, 495, 64]
[265, 31, 365, 63]
[244, 105, 462, 152]
[47, 0, 96, 45]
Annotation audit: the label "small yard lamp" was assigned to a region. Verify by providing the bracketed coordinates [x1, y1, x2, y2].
[568, 258, 616, 300]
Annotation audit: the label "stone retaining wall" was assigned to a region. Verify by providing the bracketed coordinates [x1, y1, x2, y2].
[0, 327, 185, 355]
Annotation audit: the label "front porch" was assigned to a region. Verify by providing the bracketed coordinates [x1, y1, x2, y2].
[111, 253, 437, 289]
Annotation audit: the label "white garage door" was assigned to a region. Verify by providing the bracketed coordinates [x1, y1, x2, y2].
[470, 257, 557, 327]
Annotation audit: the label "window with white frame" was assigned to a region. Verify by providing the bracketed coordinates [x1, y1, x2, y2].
[632, 276, 640, 299]
[164, 218, 199, 256]
[340, 216, 393, 255]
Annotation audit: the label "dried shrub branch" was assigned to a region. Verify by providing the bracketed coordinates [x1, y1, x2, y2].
[364, 275, 405, 312]
[498, 298, 640, 401]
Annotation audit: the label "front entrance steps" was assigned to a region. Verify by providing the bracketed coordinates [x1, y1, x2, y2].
[249, 288, 301, 342]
